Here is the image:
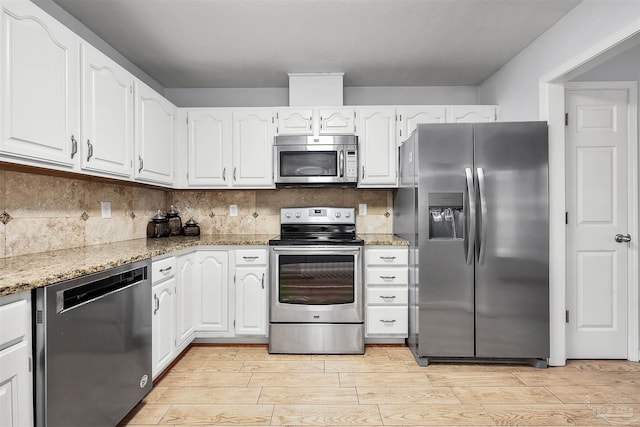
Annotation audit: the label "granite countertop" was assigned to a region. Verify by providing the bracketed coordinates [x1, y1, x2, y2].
[0, 233, 408, 297]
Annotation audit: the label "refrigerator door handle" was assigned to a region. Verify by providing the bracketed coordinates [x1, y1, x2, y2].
[464, 167, 476, 265]
[477, 167, 488, 264]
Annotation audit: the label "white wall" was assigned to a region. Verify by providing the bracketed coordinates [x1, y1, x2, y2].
[165, 86, 478, 108]
[478, 0, 640, 121]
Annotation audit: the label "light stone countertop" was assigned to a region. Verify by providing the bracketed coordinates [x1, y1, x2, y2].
[0, 233, 407, 297]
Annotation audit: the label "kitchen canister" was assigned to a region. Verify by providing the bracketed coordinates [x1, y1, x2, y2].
[183, 216, 201, 236]
[166, 205, 183, 236]
[146, 210, 170, 238]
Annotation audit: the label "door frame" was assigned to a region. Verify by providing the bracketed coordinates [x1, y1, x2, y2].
[564, 80, 638, 359]
[539, 19, 640, 365]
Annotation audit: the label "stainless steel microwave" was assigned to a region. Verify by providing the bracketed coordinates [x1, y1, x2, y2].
[274, 135, 358, 186]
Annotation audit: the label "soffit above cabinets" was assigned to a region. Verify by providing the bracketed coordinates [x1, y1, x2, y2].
[49, 0, 582, 88]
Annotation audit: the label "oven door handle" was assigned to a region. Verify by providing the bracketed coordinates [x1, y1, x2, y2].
[270, 247, 361, 254]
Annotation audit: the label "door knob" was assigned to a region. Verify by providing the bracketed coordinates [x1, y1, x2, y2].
[615, 233, 631, 243]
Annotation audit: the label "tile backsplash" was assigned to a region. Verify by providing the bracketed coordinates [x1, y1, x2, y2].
[0, 170, 393, 258]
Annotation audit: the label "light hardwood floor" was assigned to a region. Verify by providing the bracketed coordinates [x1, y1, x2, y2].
[120, 345, 640, 426]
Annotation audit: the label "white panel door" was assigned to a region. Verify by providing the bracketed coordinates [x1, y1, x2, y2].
[195, 251, 229, 333]
[357, 107, 397, 187]
[446, 105, 496, 123]
[135, 82, 175, 185]
[276, 109, 313, 135]
[318, 108, 356, 134]
[0, 342, 32, 427]
[0, 1, 79, 168]
[397, 106, 446, 142]
[152, 278, 175, 378]
[176, 254, 195, 347]
[234, 266, 267, 336]
[187, 109, 232, 187]
[232, 110, 274, 187]
[566, 88, 630, 358]
[81, 43, 134, 177]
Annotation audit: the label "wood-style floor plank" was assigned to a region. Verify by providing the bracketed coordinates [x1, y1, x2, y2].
[121, 345, 640, 427]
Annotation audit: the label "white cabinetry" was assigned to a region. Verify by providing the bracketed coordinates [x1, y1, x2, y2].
[357, 107, 397, 187]
[80, 43, 134, 177]
[365, 247, 408, 338]
[234, 249, 268, 336]
[187, 109, 232, 187]
[0, 1, 79, 169]
[275, 108, 356, 135]
[232, 110, 275, 187]
[176, 253, 196, 347]
[135, 81, 176, 185]
[0, 291, 33, 427]
[194, 250, 230, 334]
[397, 106, 446, 142]
[446, 105, 497, 123]
[151, 256, 177, 379]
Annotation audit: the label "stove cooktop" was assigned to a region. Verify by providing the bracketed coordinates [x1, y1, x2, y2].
[268, 234, 364, 246]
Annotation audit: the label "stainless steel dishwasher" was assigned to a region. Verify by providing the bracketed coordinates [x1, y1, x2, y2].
[33, 259, 152, 427]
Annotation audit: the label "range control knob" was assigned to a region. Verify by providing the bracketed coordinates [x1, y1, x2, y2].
[295, 212, 301, 218]
[345, 212, 351, 218]
[285, 213, 291, 218]
[335, 212, 341, 218]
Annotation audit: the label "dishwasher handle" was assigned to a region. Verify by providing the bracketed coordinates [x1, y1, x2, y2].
[56, 266, 147, 313]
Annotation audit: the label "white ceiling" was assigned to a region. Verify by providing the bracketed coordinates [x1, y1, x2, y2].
[51, 0, 583, 88]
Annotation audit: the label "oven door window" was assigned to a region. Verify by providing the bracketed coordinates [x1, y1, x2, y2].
[280, 151, 338, 177]
[278, 254, 354, 304]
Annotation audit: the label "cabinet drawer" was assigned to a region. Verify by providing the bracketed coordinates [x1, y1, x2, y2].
[152, 256, 176, 283]
[366, 267, 408, 286]
[366, 306, 408, 336]
[235, 249, 267, 266]
[365, 248, 408, 266]
[0, 299, 28, 345]
[366, 287, 408, 305]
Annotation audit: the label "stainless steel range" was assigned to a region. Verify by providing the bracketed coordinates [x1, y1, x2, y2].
[268, 207, 364, 354]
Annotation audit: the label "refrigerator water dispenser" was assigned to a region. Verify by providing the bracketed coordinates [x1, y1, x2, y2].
[428, 193, 464, 239]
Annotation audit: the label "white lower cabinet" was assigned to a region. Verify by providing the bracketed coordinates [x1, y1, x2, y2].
[365, 246, 409, 338]
[0, 292, 33, 427]
[194, 250, 230, 334]
[151, 256, 177, 378]
[234, 249, 268, 336]
[176, 253, 196, 347]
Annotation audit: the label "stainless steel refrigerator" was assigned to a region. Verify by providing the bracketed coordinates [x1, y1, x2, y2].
[394, 122, 549, 367]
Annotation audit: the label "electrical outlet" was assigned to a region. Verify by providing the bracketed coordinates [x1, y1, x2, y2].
[229, 204, 238, 217]
[359, 203, 367, 216]
[101, 201, 111, 219]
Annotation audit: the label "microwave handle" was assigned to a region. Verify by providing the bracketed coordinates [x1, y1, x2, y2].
[339, 150, 344, 177]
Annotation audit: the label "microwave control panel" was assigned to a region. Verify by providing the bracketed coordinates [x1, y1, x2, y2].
[345, 150, 357, 178]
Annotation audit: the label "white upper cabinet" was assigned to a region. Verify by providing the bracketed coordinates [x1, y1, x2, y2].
[357, 107, 397, 188]
[0, 1, 80, 169]
[81, 43, 134, 178]
[232, 109, 275, 187]
[276, 109, 313, 135]
[187, 109, 232, 187]
[318, 108, 356, 134]
[446, 105, 497, 123]
[397, 106, 446, 142]
[135, 81, 176, 185]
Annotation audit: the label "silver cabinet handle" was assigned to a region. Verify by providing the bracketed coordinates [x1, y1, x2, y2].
[379, 319, 396, 325]
[261, 273, 265, 289]
[379, 295, 396, 302]
[339, 149, 344, 178]
[153, 294, 159, 315]
[243, 256, 259, 261]
[159, 266, 172, 273]
[223, 167, 226, 181]
[361, 165, 365, 179]
[477, 167, 488, 265]
[233, 167, 237, 181]
[138, 155, 144, 173]
[379, 276, 396, 280]
[379, 256, 396, 261]
[464, 167, 476, 265]
[87, 139, 93, 162]
[615, 233, 632, 243]
[70, 135, 78, 159]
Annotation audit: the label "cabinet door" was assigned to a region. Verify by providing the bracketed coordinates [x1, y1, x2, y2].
[232, 110, 275, 187]
[446, 105, 497, 123]
[0, 341, 32, 427]
[318, 108, 356, 134]
[234, 266, 267, 336]
[0, 1, 79, 168]
[357, 107, 397, 187]
[176, 254, 195, 347]
[152, 278, 175, 378]
[187, 109, 232, 187]
[195, 251, 229, 333]
[397, 106, 446, 142]
[81, 43, 134, 177]
[135, 82, 175, 185]
[276, 109, 313, 135]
